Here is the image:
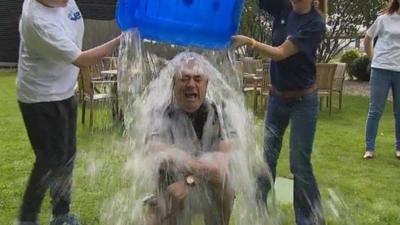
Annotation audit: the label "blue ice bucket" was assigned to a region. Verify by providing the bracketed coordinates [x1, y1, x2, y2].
[116, 0, 244, 49]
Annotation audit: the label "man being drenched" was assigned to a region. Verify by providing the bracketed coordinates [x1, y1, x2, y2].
[145, 52, 236, 225]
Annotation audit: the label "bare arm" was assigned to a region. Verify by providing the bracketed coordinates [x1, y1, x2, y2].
[189, 140, 235, 184]
[73, 36, 121, 67]
[147, 141, 197, 172]
[150, 139, 234, 200]
[232, 35, 298, 61]
[364, 34, 374, 60]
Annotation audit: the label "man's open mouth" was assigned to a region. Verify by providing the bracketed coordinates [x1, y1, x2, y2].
[184, 93, 198, 100]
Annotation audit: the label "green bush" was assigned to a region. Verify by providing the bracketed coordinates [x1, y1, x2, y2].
[340, 48, 361, 64]
[340, 49, 362, 80]
[348, 56, 371, 81]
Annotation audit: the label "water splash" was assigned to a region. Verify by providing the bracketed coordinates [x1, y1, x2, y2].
[91, 30, 277, 225]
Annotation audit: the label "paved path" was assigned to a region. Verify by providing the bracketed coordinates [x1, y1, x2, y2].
[343, 80, 393, 101]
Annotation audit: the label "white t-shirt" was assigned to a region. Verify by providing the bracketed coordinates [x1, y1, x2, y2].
[366, 13, 400, 72]
[17, 0, 84, 103]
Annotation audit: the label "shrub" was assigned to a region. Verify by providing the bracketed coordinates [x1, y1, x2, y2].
[340, 49, 362, 80]
[348, 56, 371, 81]
[340, 48, 361, 64]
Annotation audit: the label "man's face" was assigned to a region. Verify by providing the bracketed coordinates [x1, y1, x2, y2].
[173, 61, 208, 113]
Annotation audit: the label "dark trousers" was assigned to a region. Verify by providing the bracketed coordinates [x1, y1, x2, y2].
[257, 91, 325, 225]
[18, 96, 77, 222]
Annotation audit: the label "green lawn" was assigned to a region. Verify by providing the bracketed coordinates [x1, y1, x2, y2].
[1, 70, 399, 225]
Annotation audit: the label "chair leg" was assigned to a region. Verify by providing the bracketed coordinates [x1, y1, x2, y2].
[339, 91, 342, 110]
[319, 97, 323, 110]
[81, 101, 86, 124]
[329, 93, 332, 116]
[89, 99, 94, 129]
[326, 96, 329, 107]
[263, 95, 268, 111]
[253, 89, 258, 113]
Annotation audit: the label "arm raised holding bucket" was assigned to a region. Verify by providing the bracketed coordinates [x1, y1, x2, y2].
[232, 0, 327, 224]
[16, 0, 121, 224]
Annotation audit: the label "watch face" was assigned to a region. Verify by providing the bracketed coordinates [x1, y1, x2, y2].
[186, 176, 195, 185]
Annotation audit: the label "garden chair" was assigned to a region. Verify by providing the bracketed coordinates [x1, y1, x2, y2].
[256, 62, 271, 112]
[316, 63, 337, 116]
[332, 63, 346, 110]
[240, 58, 264, 112]
[78, 64, 118, 129]
[102, 56, 118, 70]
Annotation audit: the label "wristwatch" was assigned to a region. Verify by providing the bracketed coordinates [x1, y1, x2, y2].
[185, 175, 196, 186]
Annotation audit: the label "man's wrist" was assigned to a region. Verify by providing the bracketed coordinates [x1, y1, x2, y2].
[185, 175, 196, 186]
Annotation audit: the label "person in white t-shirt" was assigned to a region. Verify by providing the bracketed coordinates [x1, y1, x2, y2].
[363, 0, 400, 160]
[16, 1, 120, 225]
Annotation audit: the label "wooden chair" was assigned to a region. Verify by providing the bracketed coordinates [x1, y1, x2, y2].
[332, 63, 346, 110]
[102, 56, 118, 70]
[316, 63, 337, 116]
[257, 62, 271, 112]
[240, 58, 264, 112]
[78, 64, 117, 129]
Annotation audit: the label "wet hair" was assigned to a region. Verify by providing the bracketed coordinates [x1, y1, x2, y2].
[385, 0, 400, 15]
[169, 52, 211, 80]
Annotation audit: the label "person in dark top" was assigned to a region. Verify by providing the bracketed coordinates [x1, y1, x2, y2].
[145, 52, 235, 225]
[232, 0, 325, 225]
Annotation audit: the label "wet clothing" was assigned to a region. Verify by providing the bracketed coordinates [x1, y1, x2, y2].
[148, 100, 235, 225]
[150, 101, 233, 156]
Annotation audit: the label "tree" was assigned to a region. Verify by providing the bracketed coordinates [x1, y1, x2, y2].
[239, 0, 272, 58]
[317, 0, 387, 62]
[238, 0, 386, 62]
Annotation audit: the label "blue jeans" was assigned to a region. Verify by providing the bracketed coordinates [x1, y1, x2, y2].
[365, 68, 400, 151]
[258, 90, 324, 225]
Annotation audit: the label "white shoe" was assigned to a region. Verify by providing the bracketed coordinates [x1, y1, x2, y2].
[363, 151, 374, 159]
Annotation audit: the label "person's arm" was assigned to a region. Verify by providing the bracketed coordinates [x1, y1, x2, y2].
[364, 34, 374, 60]
[232, 35, 298, 61]
[24, 17, 121, 68]
[188, 139, 235, 184]
[364, 16, 381, 61]
[73, 36, 121, 67]
[166, 139, 235, 200]
[146, 141, 196, 172]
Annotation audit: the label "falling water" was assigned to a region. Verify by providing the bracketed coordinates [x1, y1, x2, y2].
[80, 30, 357, 225]
[87, 29, 273, 225]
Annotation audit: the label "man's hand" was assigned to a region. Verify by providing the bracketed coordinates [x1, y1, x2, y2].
[190, 152, 229, 185]
[148, 143, 196, 172]
[167, 180, 190, 200]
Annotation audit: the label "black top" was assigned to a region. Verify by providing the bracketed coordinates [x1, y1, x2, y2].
[260, 0, 325, 92]
[186, 103, 210, 140]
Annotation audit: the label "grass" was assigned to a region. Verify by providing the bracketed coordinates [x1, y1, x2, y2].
[1, 69, 399, 225]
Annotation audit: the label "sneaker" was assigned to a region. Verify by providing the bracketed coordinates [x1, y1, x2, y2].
[363, 151, 374, 159]
[50, 214, 81, 225]
[396, 151, 400, 159]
